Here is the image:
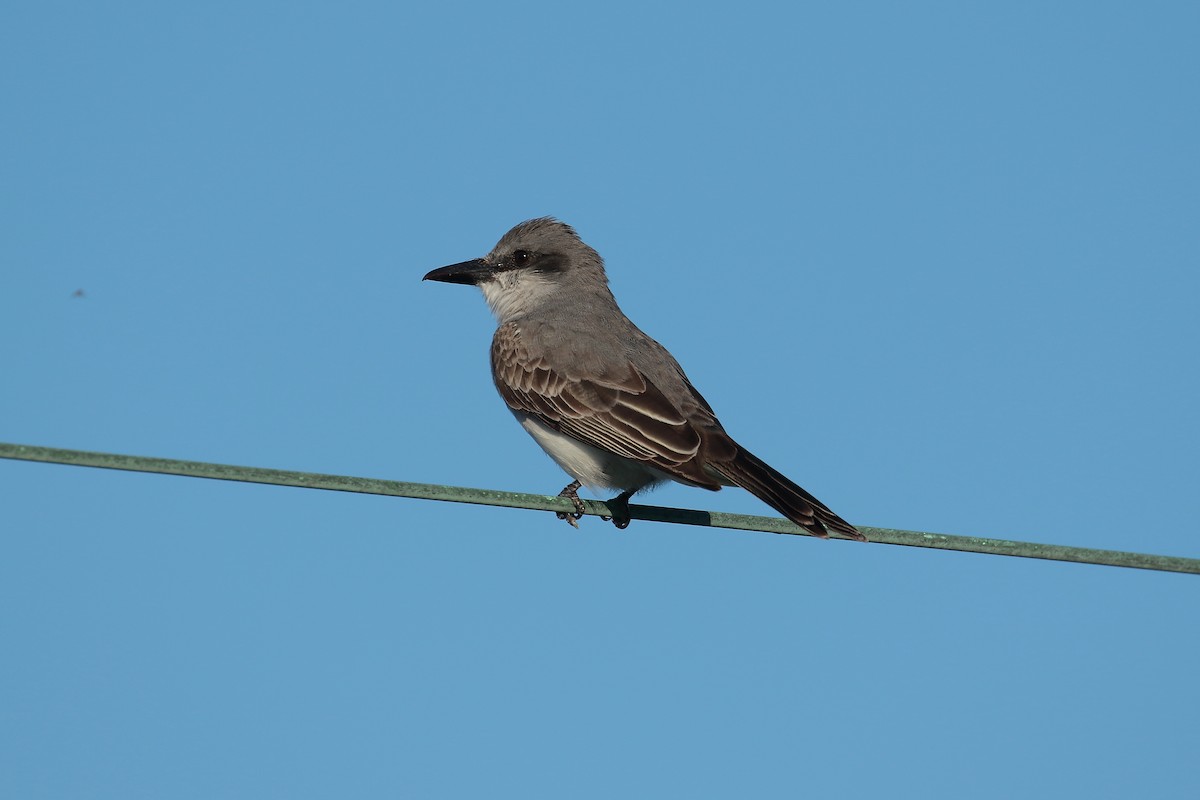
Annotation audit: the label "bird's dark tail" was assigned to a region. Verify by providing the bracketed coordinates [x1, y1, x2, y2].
[714, 447, 865, 541]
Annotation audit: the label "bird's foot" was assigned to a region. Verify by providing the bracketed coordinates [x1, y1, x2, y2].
[555, 480, 586, 528]
[601, 490, 634, 530]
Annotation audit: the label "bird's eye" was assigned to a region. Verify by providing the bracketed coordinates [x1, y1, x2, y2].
[513, 250, 531, 265]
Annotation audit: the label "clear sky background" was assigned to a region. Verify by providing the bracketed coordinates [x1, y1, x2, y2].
[2, 2, 1198, 797]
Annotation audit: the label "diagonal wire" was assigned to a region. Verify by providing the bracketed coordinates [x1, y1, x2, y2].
[1, 442, 1197, 575]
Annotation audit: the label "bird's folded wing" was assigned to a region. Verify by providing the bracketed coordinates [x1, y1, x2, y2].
[492, 324, 728, 487]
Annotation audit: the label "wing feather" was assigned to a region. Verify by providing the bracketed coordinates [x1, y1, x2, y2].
[491, 323, 722, 486]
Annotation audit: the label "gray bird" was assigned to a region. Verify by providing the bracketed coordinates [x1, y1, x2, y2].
[423, 217, 864, 540]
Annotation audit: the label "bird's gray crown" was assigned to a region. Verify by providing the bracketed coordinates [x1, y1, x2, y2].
[493, 217, 581, 252]
[486, 217, 607, 282]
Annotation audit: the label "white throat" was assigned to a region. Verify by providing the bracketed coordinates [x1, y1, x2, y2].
[479, 270, 560, 323]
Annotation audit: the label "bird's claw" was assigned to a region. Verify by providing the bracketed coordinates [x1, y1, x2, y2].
[605, 491, 634, 530]
[555, 480, 587, 529]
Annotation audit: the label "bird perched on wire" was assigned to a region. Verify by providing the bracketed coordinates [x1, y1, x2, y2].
[423, 217, 864, 541]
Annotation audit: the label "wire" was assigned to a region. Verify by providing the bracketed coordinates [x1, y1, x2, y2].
[2, 442, 1196, 575]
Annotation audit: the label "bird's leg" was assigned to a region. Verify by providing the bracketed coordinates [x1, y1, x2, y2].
[556, 480, 586, 528]
[603, 490, 635, 530]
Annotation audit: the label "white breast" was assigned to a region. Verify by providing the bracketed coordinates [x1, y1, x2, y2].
[512, 410, 670, 493]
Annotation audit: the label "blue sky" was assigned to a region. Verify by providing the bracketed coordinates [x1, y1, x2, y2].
[2, 2, 1198, 797]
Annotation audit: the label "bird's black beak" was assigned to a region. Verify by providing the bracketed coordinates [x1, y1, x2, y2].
[422, 258, 492, 286]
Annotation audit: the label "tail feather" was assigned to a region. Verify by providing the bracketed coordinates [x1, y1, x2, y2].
[714, 448, 864, 541]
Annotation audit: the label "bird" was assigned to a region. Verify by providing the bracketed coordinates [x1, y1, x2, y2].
[423, 217, 864, 541]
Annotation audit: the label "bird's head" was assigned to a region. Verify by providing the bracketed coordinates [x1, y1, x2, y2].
[423, 217, 611, 322]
